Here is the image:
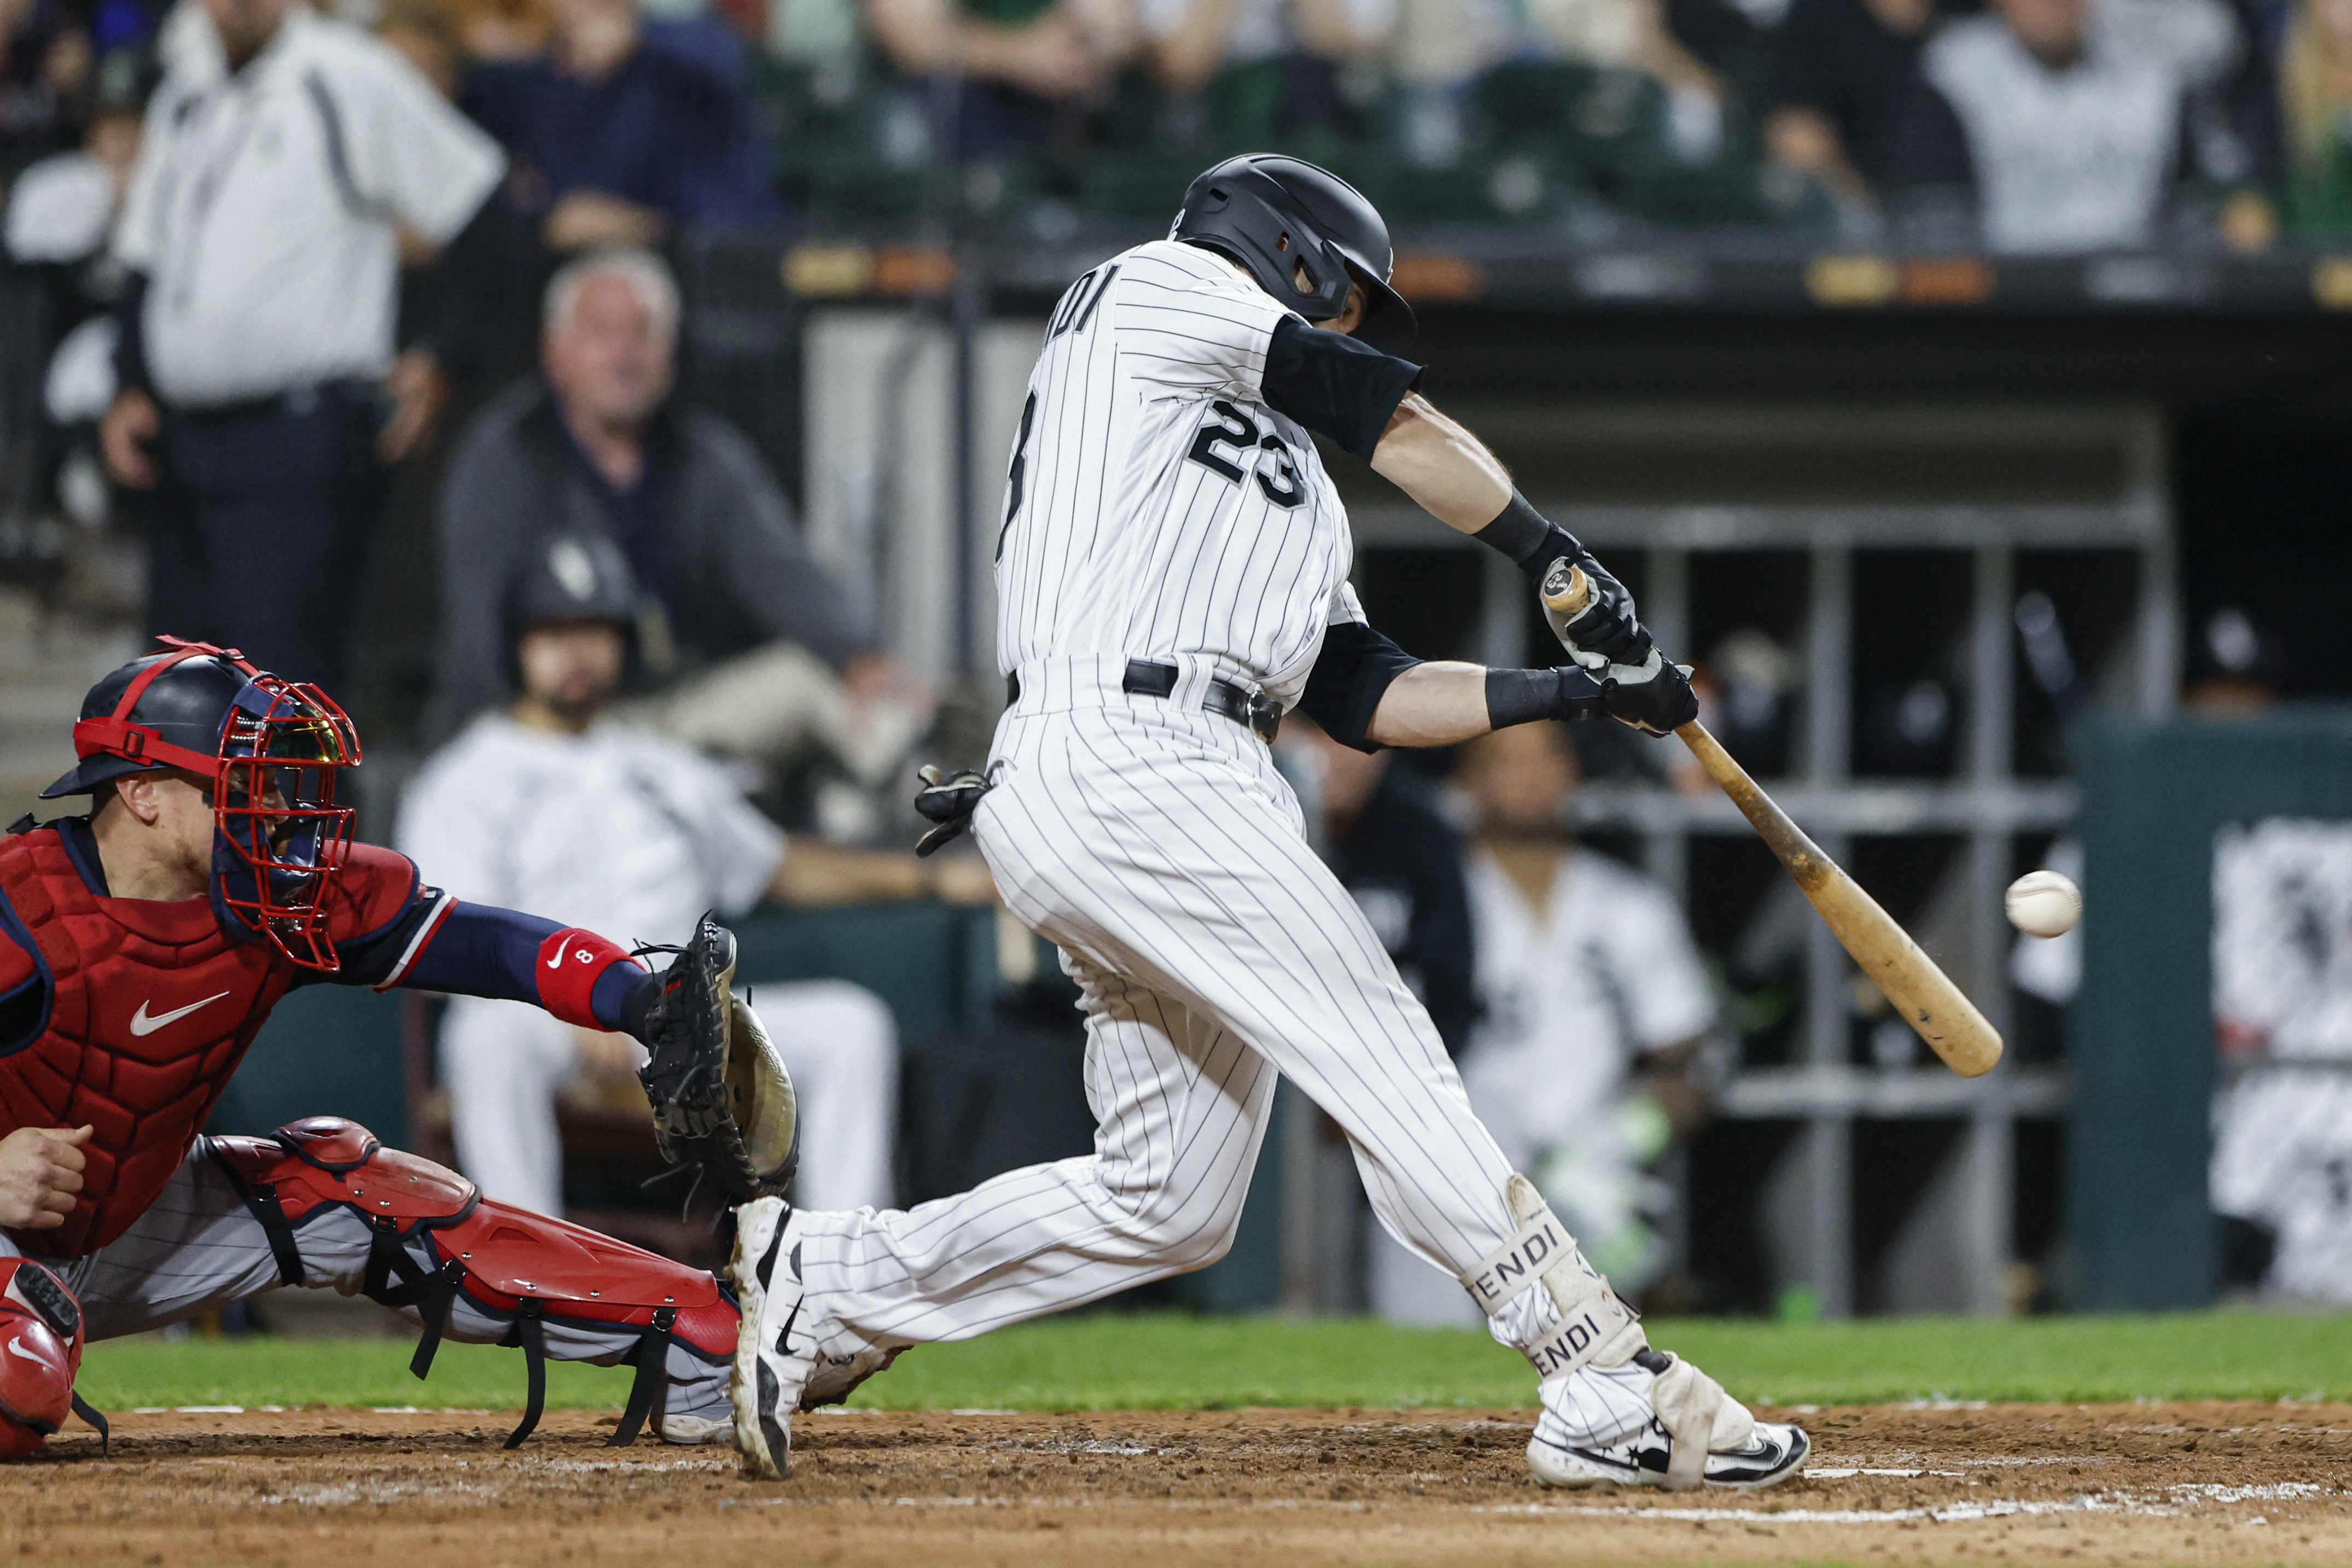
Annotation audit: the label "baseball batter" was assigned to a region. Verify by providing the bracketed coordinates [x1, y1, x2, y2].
[727, 155, 1808, 1492]
[0, 639, 743, 1456]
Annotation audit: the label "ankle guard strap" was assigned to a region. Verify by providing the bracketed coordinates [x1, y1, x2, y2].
[1470, 1175, 1647, 1379]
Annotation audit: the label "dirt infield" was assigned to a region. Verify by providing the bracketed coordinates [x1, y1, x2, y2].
[8, 1400, 2352, 1566]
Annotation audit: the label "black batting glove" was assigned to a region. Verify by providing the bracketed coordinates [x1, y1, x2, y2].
[1542, 553, 1652, 668]
[913, 764, 993, 856]
[1597, 650, 1698, 736]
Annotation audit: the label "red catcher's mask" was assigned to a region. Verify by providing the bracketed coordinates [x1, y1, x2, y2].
[65, 637, 363, 971]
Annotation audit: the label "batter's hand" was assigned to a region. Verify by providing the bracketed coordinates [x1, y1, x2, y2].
[0, 1126, 91, 1231]
[1599, 649, 1699, 736]
[1542, 555, 1651, 669]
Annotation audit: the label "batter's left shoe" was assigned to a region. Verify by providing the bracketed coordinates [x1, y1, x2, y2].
[1527, 1349, 1808, 1491]
[730, 1196, 815, 1478]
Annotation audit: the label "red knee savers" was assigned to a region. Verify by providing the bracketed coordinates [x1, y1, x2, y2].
[0, 1259, 84, 1459]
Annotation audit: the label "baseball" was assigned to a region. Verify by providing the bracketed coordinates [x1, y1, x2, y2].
[2005, 870, 2082, 938]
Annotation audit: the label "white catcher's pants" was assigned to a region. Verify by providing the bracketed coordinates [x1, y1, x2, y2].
[443, 980, 898, 1217]
[793, 656, 1518, 1347]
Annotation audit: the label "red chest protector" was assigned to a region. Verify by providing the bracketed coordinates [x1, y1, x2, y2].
[0, 830, 290, 1257]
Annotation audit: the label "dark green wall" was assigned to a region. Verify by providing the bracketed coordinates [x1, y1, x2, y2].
[2071, 707, 2352, 1309]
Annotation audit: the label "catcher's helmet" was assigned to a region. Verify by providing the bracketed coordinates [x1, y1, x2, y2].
[1171, 154, 1416, 355]
[43, 637, 361, 971]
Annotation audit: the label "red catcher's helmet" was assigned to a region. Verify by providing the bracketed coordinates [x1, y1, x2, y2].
[42, 637, 362, 971]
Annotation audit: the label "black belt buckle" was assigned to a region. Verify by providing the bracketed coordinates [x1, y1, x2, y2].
[1204, 677, 1279, 744]
[1243, 689, 1280, 743]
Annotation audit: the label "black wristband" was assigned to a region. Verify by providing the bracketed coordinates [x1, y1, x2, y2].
[1484, 667, 1602, 728]
[620, 969, 662, 1043]
[1472, 490, 1580, 582]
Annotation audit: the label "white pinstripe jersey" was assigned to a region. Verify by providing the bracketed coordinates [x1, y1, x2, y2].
[993, 239, 1366, 706]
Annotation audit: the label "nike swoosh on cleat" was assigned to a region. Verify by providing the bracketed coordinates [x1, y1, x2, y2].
[775, 1299, 801, 1356]
[129, 992, 231, 1037]
[756, 1362, 789, 1473]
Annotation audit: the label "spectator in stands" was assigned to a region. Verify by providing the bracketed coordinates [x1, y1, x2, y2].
[1283, 716, 1476, 1058]
[1762, 0, 1935, 209]
[1386, 0, 1726, 168]
[464, 0, 780, 250]
[0, 0, 96, 184]
[377, 0, 464, 98]
[1369, 722, 1718, 1325]
[1141, 0, 1394, 145]
[1882, 0, 2280, 253]
[428, 250, 902, 775]
[97, 0, 511, 690]
[399, 533, 994, 1218]
[2280, 0, 2352, 236]
[867, 0, 1134, 159]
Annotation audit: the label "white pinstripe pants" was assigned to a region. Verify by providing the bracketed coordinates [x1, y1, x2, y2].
[794, 657, 1518, 1347]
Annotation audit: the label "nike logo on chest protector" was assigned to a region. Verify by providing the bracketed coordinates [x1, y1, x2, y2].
[128, 991, 232, 1037]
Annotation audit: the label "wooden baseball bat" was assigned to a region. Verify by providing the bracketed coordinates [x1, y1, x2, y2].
[1542, 566, 2003, 1079]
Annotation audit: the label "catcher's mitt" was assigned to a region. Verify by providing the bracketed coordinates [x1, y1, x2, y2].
[636, 913, 799, 1205]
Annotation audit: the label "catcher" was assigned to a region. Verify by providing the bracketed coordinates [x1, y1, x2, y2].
[0, 637, 790, 1458]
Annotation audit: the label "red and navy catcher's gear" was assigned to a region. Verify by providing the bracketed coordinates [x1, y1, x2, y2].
[209, 1118, 738, 1448]
[1170, 154, 1417, 355]
[0, 1259, 105, 1457]
[40, 638, 362, 972]
[0, 825, 426, 1257]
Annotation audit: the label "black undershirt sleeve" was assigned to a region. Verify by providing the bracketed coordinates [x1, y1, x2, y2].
[1260, 316, 1425, 463]
[1298, 621, 1422, 751]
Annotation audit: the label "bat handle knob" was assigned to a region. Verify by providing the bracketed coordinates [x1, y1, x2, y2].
[1541, 562, 1592, 617]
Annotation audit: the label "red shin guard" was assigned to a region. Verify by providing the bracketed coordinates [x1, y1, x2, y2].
[209, 1117, 738, 1447]
[0, 1258, 102, 1458]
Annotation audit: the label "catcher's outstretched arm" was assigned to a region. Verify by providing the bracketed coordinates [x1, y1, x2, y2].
[397, 899, 656, 1036]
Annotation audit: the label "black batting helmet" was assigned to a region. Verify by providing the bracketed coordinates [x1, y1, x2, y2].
[1171, 154, 1416, 356]
[503, 533, 642, 685]
[510, 533, 638, 634]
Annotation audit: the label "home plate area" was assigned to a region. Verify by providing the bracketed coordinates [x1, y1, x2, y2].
[7, 1401, 2352, 1565]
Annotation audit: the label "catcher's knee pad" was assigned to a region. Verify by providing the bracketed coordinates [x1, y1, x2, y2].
[0, 1259, 103, 1458]
[209, 1116, 736, 1449]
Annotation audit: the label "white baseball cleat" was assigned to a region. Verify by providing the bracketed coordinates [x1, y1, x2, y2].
[654, 1412, 733, 1446]
[729, 1196, 817, 1479]
[1527, 1348, 1809, 1491]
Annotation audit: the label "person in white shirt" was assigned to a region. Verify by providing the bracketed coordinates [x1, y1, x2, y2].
[398, 533, 994, 1218]
[97, 0, 515, 689]
[1371, 720, 1718, 1326]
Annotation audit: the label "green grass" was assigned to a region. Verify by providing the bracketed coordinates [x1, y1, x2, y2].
[74, 1308, 2352, 1413]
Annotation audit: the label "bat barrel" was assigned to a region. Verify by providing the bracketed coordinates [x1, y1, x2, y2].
[1679, 722, 2004, 1079]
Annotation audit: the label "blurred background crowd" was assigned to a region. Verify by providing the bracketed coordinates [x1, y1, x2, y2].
[0, 0, 2344, 1329]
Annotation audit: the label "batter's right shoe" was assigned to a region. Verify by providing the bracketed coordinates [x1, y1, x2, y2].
[729, 1196, 817, 1479]
[1527, 1349, 1809, 1491]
